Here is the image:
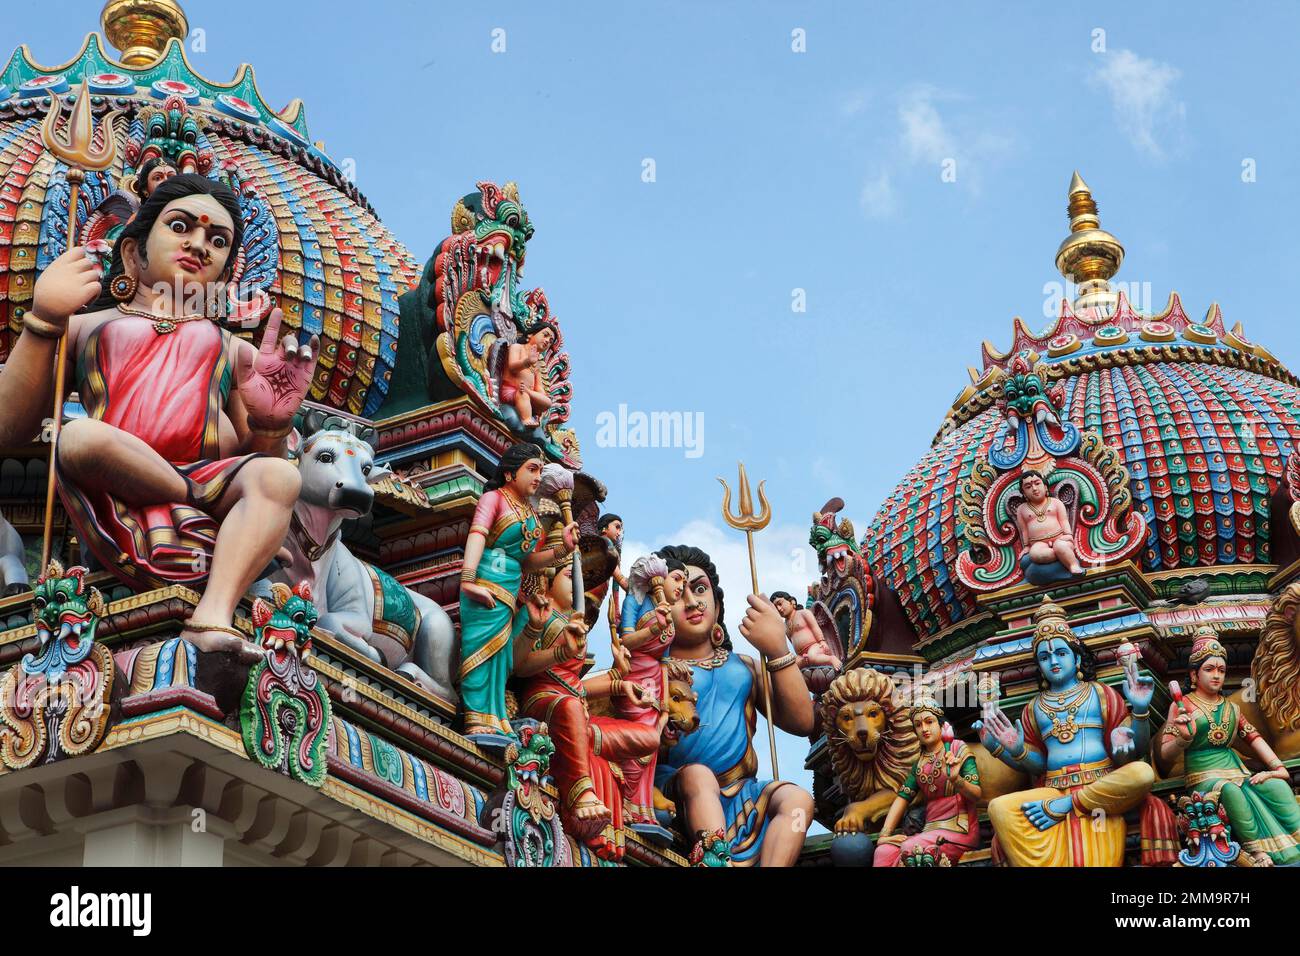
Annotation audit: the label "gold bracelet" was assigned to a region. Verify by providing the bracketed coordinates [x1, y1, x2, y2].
[247, 420, 294, 439]
[22, 313, 65, 339]
[765, 651, 798, 673]
[610, 678, 623, 696]
[552, 644, 567, 663]
[460, 568, 478, 582]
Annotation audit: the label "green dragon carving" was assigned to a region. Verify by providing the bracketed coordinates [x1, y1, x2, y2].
[239, 581, 332, 788]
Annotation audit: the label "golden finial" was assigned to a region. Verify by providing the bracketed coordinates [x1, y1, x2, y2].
[1054, 171, 1124, 315]
[100, 0, 189, 67]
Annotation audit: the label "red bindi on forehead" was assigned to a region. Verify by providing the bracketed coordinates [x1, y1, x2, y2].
[344, 448, 355, 456]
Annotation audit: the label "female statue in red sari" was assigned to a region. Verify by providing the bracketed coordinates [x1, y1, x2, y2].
[0, 174, 318, 660]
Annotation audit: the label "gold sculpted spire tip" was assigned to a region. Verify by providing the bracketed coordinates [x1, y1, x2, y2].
[1053, 171, 1124, 314]
[100, 0, 189, 67]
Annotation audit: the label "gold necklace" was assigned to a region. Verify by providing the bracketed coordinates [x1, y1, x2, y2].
[668, 648, 729, 670]
[116, 303, 210, 335]
[1029, 500, 1051, 523]
[1037, 683, 1092, 743]
[1187, 694, 1231, 746]
[498, 485, 541, 548]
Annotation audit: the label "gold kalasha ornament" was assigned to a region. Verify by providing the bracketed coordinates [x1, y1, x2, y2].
[100, 0, 189, 67]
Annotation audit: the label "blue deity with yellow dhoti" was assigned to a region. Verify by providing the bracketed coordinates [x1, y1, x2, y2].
[975, 602, 1178, 866]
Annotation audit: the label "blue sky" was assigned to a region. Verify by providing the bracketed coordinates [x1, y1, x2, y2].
[11, 0, 1300, 808]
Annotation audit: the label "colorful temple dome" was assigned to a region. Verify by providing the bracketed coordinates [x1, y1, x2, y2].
[865, 175, 1300, 639]
[0, 1, 418, 416]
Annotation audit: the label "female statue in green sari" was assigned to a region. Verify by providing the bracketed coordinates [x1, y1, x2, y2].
[1158, 625, 1300, 866]
[457, 442, 577, 741]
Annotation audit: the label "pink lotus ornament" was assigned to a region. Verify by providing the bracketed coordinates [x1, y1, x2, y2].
[941, 721, 955, 753]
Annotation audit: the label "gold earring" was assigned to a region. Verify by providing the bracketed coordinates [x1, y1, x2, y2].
[110, 273, 137, 302]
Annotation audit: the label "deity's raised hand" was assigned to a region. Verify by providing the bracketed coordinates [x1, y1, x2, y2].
[31, 247, 104, 327]
[738, 593, 787, 658]
[235, 307, 319, 430]
[1110, 724, 1136, 756]
[975, 708, 1023, 755]
[1122, 672, 1155, 715]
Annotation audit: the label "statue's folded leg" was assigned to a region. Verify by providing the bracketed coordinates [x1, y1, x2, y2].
[1070, 760, 1153, 817]
[988, 782, 1129, 867]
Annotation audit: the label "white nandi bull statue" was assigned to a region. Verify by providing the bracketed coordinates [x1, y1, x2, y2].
[264, 419, 458, 701]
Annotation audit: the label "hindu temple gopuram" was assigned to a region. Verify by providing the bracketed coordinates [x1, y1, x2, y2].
[0, 1, 1297, 878]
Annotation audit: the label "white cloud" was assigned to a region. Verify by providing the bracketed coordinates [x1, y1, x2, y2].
[1091, 49, 1186, 160]
[860, 168, 897, 219]
[854, 85, 1013, 219]
[899, 87, 953, 161]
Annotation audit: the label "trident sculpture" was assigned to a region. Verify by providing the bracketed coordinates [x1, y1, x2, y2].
[38, 80, 121, 568]
[718, 461, 780, 778]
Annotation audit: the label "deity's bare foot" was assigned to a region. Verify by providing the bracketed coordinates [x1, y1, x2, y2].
[182, 623, 263, 664]
[521, 419, 539, 428]
[1251, 851, 1274, 867]
[568, 792, 613, 839]
[1021, 796, 1070, 831]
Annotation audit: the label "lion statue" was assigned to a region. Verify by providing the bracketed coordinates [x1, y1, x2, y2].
[1233, 581, 1300, 760]
[652, 674, 701, 818]
[822, 667, 1026, 835]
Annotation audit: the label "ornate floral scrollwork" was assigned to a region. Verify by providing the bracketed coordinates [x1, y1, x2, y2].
[427, 181, 580, 467]
[239, 581, 331, 788]
[0, 561, 115, 770]
[955, 353, 1146, 591]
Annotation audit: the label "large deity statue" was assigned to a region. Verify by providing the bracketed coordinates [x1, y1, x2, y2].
[976, 602, 1177, 866]
[875, 699, 982, 867]
[514, 538, 661, 860]
[656, 544, 816, 866]
[0, 174, 319, 661]
[457, 442, 577, 741]
[1157, 626, 1300, 867]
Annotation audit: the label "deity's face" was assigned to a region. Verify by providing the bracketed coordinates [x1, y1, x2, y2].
[531, 328, 555, 354]
[128, 194, 236, 303]
[772, 596, 794, 620]
[672, 564, 717, 650]
[602, 519, 623, 544]
[506, 457, 544, 498]
[1194, 656, 1227, 695]
[661, 567, 687, 604]
[550, 566, 574, 610]
[144, 163, 176, 197]
[913, 711, 943, 748]
[1020, 473, 1047, 505]
[1035, 637, 1078, 688]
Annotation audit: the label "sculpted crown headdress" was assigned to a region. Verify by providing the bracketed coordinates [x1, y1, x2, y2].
[908, 695, 944, 723]
[1030, 602, 1074, 652]
[1189, 624, 1228, 668]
